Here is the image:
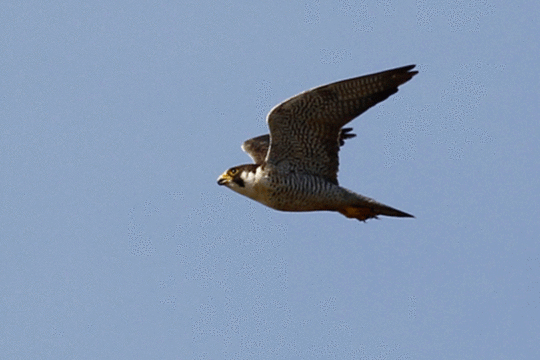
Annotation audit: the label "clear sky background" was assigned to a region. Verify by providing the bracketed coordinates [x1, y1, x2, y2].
[1, 1, 539, 359]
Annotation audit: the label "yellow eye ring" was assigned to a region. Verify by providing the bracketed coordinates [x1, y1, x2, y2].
[230, 169, 237, 175]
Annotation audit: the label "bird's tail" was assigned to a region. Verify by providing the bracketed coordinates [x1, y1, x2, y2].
[338, 199, 414, 222]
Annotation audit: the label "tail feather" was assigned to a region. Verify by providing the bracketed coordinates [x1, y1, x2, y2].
[338, 202, 414, 222]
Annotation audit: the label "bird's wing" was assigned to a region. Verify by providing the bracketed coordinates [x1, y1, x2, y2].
[266, 65, 417, 184]
[241, 134, 270, 164]
[242, 128, 357, 164]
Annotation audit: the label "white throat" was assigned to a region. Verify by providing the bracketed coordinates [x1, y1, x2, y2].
[230, 166, 270, 205]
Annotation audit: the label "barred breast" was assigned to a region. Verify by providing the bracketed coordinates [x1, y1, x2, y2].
[264, 171, 352, 212]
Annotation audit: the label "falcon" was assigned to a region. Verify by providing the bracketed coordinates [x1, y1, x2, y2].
[217, 65, 417, 221]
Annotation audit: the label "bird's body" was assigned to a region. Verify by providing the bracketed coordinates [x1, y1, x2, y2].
[228, 164, 346, 212]
[218, 65, 418, 222]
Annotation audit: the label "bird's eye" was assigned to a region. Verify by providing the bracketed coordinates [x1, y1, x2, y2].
[230, 169, 237, 175]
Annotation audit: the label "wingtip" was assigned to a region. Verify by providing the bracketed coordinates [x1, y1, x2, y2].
[396, 64, 418, 78]
[400, 64, 416, 71]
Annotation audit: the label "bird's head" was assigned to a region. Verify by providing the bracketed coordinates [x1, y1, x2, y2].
[217, 164, 259, 190]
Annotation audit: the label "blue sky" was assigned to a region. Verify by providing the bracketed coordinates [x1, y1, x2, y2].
[1, 0, 539, 358]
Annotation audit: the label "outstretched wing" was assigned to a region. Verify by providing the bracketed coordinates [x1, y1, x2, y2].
[266, 65, 417, 184]
[242, 128, 356, 164]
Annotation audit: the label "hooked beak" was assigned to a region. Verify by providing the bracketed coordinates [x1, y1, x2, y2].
[217, 172, 231, 186]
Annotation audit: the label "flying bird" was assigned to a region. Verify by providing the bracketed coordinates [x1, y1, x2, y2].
[217, 65, 417, 221]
